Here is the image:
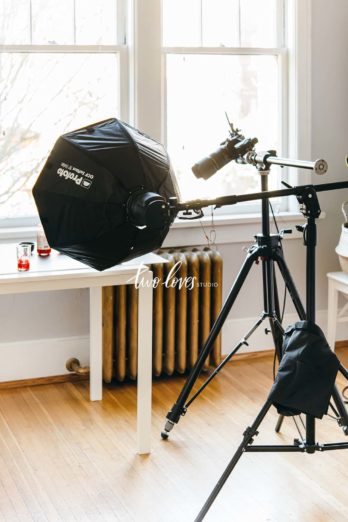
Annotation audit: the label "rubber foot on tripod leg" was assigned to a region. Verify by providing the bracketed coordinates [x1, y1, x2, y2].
[161, 419, 175, 440]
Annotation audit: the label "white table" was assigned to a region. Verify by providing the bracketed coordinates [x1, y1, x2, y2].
[327, 271, 348, 351]
[0, 244, 158, 454]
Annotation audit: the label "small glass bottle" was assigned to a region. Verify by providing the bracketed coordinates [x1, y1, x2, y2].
[37, 224, 51, 256]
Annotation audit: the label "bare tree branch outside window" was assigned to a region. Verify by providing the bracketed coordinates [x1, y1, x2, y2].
[0, 0, 119, 220]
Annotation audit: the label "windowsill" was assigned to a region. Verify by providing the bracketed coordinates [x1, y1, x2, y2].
[0, 211, 325, 248]
[0, 226, 37, 243]
[164, 210, 326, 248]
[171, 211, 303, 228]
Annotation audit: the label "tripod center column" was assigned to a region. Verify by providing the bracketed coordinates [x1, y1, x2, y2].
[260, 171, 271, 237]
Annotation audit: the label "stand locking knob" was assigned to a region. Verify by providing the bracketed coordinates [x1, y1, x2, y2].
[280, 228, 292, 237]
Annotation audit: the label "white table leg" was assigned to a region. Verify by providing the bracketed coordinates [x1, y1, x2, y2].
[327, 280, 338, 351]
[137, 270, 153, 454]
[89, 286, 103, 401]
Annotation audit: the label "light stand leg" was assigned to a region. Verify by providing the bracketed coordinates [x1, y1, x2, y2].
[264, 257, 285, 433]
[268, 270, 284, 361]
[305, 416, 316, 450]
[162, 248, 259, 438]
[194, 399, 273, 522]
[275, 414, 284, 433]
[339, 363, 348, 380]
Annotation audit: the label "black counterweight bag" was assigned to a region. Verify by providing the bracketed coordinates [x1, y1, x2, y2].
[268, 321, 339, 418]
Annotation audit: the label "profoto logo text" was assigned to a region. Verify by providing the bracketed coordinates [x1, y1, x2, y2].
[57, 162, 94, 189]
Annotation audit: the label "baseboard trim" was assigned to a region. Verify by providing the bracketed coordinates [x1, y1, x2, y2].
[0, 335, 89, 382]
[0, 340, 346, 391]
[227, 349, 275, 362]
[335, 340, 348, 350]
[0, 373, 88, 390]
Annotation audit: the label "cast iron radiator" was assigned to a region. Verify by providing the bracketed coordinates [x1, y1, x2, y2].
[102, 248, 223, 383]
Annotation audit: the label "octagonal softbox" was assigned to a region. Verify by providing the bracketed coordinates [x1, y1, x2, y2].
[33, 118, 180, 270]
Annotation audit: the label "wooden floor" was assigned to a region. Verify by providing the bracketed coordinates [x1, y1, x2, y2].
[0, 351, 348, 522]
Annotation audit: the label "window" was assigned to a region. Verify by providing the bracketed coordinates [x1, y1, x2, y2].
[0, 0, 310, 227]
[162, 0, 286, 204]
[0, 0, 124, 224]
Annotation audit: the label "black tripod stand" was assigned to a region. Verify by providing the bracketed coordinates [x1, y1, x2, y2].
[194, 183, 348, 520]
[162, 155, 348, 442]
[161, 149, 348, 519]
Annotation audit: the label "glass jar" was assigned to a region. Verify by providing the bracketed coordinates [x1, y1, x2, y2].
[36, 224, 51, 256]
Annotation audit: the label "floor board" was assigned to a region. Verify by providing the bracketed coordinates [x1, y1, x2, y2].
[0, 350, 347, 521]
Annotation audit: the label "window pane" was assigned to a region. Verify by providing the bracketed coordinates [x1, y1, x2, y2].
[0, 0, 31, 44]
[240, 0, 278, 47]
[0, 53, 119, 219]
[75, 0, 117, 45]
[162, 0, 281, 48]
[166, 54, 280, 201]
[162, 0, 201, 47]
[31, 0, 74, 44]
[202, 0, 239, 47]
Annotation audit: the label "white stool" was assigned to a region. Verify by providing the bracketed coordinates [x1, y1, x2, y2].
[327, 271, 348, 350]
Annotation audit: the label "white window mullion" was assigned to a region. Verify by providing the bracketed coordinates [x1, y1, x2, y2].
[287, 0, 312, 197]
[29, 0, 33, 45]
[73, 0, 77, 45]
[116, 0, 128, 45]
[237, 0, 242, 47]
[279, 48, 289, 158]
[199, 0, 203, 47]
[115, 0, 132, 122]
[133, 0, 162, 141]
[277, 0, 286, 48]
[119, 45, 130, 122]
[162, 51, 168, 146]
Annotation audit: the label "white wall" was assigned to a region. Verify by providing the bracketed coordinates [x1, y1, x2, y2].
[310, 0, 348, 307]
[1, 0, 348, 380]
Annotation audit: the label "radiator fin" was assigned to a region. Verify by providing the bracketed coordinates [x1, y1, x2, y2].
[153, 263, 164, 377]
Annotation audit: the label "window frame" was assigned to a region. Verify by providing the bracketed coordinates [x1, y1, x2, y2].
[131, 0, 312, 216]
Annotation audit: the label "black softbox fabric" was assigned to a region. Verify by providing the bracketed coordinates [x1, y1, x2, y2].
[33, 118, 180, 270]
[268, 321, 339, 418]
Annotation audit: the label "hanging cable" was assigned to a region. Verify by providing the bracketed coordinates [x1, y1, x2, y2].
[199, 206, 217, 249]
[269, 201, 288, 380]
